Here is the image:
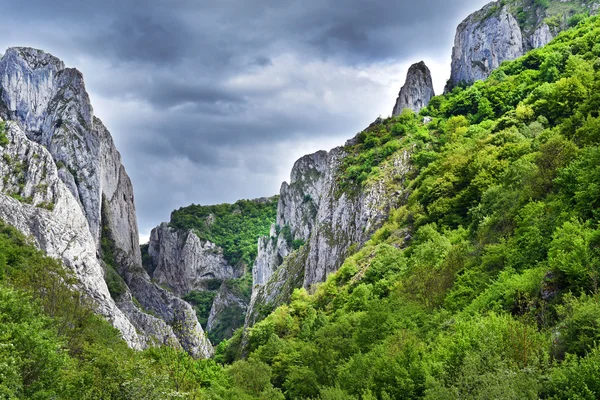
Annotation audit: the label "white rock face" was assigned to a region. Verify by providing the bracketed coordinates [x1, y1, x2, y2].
[0, 47, 141, 267]
[392, 61, 435, 116]
[0, 120, 142, 349]
[253, 226, 290, 287]
[149, 223, 237, 296]
[0, 48, 101, 244]
[207, 283, 248, 339]
[0, 47, 212, 357]
[97, 119, 142, 268]
[531, 23, 554, 49]
[246, 141, 412, 326]
[447, 4, 523, 91]
[125, 273, 214, 357]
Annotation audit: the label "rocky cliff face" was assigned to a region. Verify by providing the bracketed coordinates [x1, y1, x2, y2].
[0, 47, 212, 357]
[145, 225, 250, 345]
[445, 0, 599, 92]
[446, 3, 524, 91]
[144, 197, 277, 343]
[148, 223, 238, 296]
[0, 118, 142, 348]
[392, 61, 435, 116]
[245, 142, 412, 327]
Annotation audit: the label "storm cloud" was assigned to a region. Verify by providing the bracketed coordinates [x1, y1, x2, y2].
[0, 0, 490, 240]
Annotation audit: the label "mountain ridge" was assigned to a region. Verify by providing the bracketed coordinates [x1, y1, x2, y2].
[0, 46, 213, 357]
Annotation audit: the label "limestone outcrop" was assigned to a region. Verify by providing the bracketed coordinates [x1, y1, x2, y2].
[444, 0, 600, 92]
[0, 118, 143, 349]
[207, 283, 249, 342]
[392, 61, 435, 116]
[446, 3, 523, 91]
[0, 47, 213, 357]
[148, 223, 238, 297]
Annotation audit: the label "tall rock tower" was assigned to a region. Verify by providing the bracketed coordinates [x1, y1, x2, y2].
[392, 61, 435, 116]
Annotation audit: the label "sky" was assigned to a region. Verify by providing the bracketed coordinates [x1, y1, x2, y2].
[0, 0, 490, 242]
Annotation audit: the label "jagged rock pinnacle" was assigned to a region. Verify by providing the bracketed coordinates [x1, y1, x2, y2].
[392, 61, 435, 116]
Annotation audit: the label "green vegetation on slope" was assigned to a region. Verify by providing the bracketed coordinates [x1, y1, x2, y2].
[183, 289, 217, 326]
[484, 0, 594, 34]
[170, 197, 278, 268]
[0, 121, 8, 146]
[0, 219, 286, 399]
[214, 15, 600, 399]
[208, 273, 254, 343]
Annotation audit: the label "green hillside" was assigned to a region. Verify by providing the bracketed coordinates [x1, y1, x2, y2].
[222, 15, 600, 399]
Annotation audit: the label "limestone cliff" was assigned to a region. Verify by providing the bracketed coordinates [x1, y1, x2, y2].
[207, 282, 249, 342]
[0, 47, 212, 357]
[445, 0, 600, 92]
[0, 118, 142, 348]
[446, 3, 523, 91]
[246, 138, 412, 327]
[392, 61, 435, 116]
[148, 223, 238, 297]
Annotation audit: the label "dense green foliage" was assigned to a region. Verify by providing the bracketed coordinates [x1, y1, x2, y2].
[490, 0, 592, 33]
[215, 15, 600, 399]
[170, 198, 278, 267]
[0, 121, 8, 146]
[0, 219, 287, 399]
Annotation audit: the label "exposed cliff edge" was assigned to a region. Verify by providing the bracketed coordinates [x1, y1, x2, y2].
[392, 61, 435, 116]
[148, 223, 238, 297]
[245, 135, 413, 327]
[446, 3, 523, 92]
[445, 0, 599, 92]
[0, 47, 212, 357]
[0, 118, 142, 348]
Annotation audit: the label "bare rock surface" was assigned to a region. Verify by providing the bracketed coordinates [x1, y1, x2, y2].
[246, 143, 412, 327]
[0, 47, 212, 357]
[148, 223, 237, 297]
[392, 61, 435, 115]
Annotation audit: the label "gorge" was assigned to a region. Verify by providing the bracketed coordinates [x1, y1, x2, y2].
[2, 0, 600, 398]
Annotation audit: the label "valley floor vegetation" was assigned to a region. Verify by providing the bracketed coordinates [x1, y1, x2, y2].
[4, 14, 600, 400]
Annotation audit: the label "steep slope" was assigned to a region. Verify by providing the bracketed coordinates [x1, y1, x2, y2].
[227, 15, 600, 399]
[246, 120, 413, 326]
[0, 47, 212, 357]
[148, 223, 237, 297]
[392, 61, 435, 115]
[445, 0, 599, 91]
[6, 8, 600, 400]
[0, 118, 141, 348]
[145, 197, 277, 342]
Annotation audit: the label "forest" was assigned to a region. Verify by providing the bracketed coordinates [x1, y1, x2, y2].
[3, 14, 600, 400]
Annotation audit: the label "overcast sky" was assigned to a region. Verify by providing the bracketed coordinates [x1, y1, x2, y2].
[0, 0, 490, 242]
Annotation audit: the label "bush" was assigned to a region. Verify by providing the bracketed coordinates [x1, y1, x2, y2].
[0, 122, 8, 146]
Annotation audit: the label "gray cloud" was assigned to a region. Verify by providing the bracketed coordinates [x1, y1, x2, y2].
[0, 0, 490, 239]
